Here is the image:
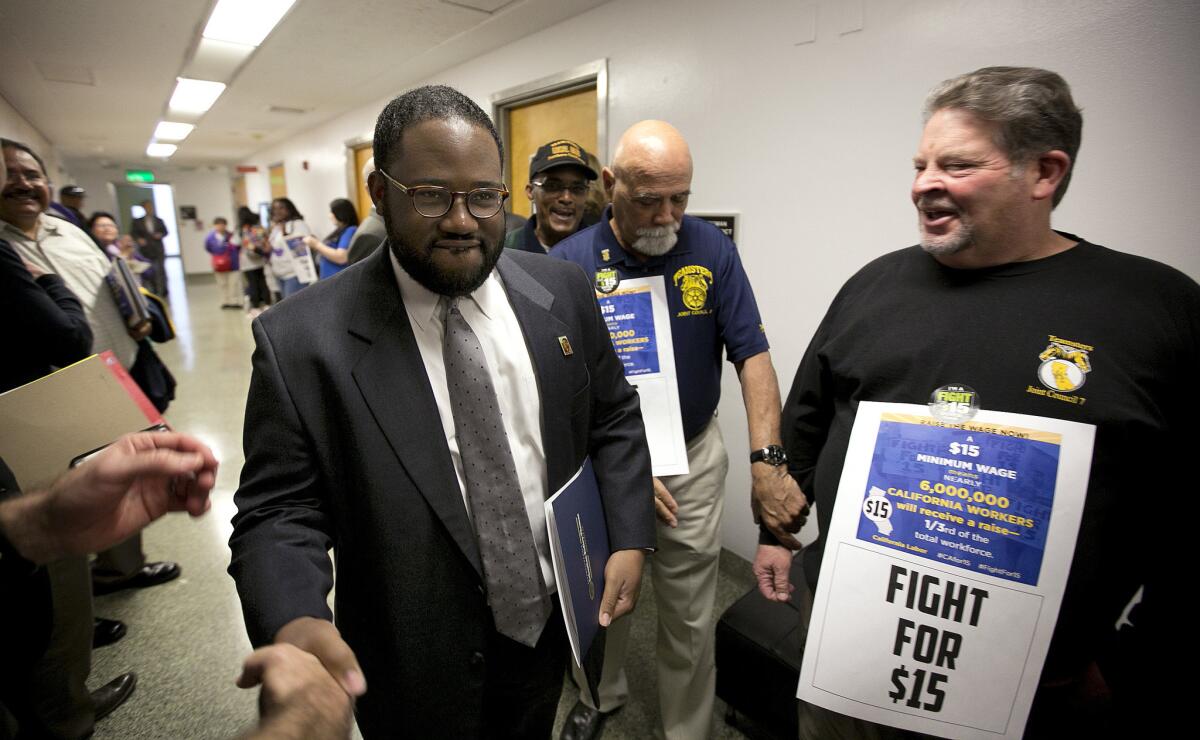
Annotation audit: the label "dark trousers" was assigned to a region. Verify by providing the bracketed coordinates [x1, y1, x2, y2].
[243, 268, 271, 308]
[1, 557, 95, 739]
[92, 532, 145, 585]
[145, 257, 167, 297]
[481, 603, 569, 739]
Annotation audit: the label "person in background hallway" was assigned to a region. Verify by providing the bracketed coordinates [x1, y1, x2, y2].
[228, 84, 655, 738]
[550, 120, 807, 740]
[0, 431, 217, 738]
[266, 197, 313, 299]
[505, 139, 597, 254]
[237, 206, 272, 317]
[766, 66, 1199, 738]
[130, 198, 168, 297]
[90, 212, 153, 283]
[346, 157, 387, 265]
[47, 184, 87, 231]
[206, 217, 243, 309]
[301, 198, 358, 279]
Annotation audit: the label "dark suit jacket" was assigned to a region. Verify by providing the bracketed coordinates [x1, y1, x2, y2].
[229, 244, 654, 737]
[130, 216, 167, 259]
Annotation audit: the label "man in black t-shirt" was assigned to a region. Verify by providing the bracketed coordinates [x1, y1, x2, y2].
[765, 67, 1198, 737]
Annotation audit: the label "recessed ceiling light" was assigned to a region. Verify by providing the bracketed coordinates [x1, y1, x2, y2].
[153, 121, 196, 141]
[146, 142, 178, 158]
[203, 0, 297, 47]
[168, 78, 226, 115]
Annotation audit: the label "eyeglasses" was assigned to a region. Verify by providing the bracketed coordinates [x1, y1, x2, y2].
[532, 179, 589, 197]
[377, 168, 509, 219]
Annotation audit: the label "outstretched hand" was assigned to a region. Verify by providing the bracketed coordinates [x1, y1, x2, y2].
[237, 643, 353, 740]
[273, 617, 367, 699]
[1, 430, 218, 564]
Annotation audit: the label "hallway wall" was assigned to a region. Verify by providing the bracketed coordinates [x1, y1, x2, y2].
[0, 92, 72, 191]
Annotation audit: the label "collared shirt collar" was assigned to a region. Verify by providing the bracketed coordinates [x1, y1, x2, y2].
[593, 205, 692, 269]
[0, 212, 56, 241]
[389, 248, 504, 331]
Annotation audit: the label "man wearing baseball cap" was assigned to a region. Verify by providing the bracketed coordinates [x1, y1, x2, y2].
[504, 139, 597, 253]
[48, 185, 86, 230]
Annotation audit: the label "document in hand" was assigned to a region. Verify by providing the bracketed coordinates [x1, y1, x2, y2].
[545, 457, 611, 669]
[0, 352, 165, 490]
[106, 256, 152, 329]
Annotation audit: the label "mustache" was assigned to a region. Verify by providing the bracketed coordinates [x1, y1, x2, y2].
[4, 188, 37, 198]
[916, 197, 957, 212]
[636, 222, 681, 237]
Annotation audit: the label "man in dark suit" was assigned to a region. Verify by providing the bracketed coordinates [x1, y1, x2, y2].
[129, 199, 168, 296]
[229, 85, 655, 738]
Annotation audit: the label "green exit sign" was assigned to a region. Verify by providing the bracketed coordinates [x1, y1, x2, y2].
[125, 170, 155, 182]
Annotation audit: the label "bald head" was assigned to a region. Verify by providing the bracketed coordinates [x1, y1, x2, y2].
[605, 121, 693, 257]
[610, 120, 692, 182]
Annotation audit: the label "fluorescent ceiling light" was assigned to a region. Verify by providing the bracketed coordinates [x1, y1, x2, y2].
[203, 0, 296, 47]
[168, 78, 227, 115]
[146, 142, 178, 158]
[153, 121, 195, 142]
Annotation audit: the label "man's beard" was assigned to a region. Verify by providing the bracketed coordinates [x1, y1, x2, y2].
[631, 222, 680, 257]
[916, 198, 972, 257]
[386, 225, 502, 298]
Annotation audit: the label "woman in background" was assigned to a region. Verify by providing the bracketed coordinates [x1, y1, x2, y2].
[88, 212, 153, 285]
[266, 198, 312, 299]
[204, 217, 241, 309]
[301, 198, 359, 280]
[236, 207, 271, 317]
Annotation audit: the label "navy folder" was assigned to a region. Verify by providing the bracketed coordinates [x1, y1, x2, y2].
[545, 457, 611, 670]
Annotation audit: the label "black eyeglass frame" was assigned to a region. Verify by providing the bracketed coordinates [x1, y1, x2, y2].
[377, 168, 510, 219]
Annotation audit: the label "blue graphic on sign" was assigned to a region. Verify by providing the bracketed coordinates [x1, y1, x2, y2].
[855, 420, 1059, 586]
[599, 291, 659, 376]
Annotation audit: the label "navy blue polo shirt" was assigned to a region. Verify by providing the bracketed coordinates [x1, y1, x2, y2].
[550, 207, 769, 441]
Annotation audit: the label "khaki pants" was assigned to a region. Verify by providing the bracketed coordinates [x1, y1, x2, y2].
[573, 417, 728, 740]
[214, 270, 242, 307]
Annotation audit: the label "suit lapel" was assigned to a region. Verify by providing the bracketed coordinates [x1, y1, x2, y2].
[349, 245, 482, 579]
[496, 255, 577, 493]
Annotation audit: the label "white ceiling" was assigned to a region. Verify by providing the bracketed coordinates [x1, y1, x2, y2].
[0, 0, 607, 168]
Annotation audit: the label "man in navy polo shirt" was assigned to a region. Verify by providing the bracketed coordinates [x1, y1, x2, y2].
[505, 139, 598, 254]
[550, 120, 807, 740]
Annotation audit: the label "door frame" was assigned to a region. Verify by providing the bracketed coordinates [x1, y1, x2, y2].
[490, 59, 609, 196]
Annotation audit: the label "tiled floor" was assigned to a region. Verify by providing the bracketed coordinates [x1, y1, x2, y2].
[90, 267, 758, 739]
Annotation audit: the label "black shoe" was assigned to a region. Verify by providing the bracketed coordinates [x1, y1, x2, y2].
[93, 617, 127, 648]
[94, 561, 181, 595]
[559, 700, 617, 740]
[92, 672, 137, 722]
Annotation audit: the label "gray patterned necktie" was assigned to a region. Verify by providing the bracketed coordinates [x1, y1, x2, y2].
[441, 297, 551, 647]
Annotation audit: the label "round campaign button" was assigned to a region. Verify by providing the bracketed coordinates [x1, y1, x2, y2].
[928, 384, 980, 423]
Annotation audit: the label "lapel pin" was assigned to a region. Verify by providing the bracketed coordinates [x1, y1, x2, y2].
[600, 248, 610, 261]
[558, 336, 574, 356]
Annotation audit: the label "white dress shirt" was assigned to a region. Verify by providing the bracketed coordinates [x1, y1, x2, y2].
[390, 252, 555, 591]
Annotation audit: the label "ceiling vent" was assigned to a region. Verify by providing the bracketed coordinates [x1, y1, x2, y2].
[267, 105, 308, 115]
[35, 62, 95, 86]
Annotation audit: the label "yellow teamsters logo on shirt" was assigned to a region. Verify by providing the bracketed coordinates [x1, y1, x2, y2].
[673, 265, 713, 313]
[1026, 335, 1093, 405]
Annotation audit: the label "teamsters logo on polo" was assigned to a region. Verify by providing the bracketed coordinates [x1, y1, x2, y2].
[1025, 334, 1092, 405]
[673, 265, 713, 314]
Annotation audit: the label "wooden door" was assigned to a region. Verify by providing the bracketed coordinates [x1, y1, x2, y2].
[506, 87, 597, 218]
[233, 174, 248, 208]
[269, 163, 287, 199]
[353, 146, 374, 221]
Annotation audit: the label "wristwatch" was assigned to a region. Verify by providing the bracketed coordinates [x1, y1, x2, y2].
[750, 445, 788, 466]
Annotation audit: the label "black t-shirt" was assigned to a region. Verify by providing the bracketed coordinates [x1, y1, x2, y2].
[784, 235, 1200, 678]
